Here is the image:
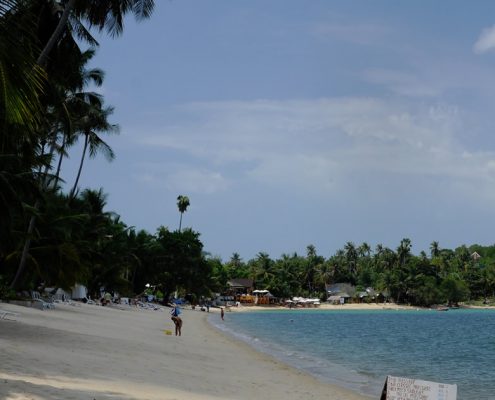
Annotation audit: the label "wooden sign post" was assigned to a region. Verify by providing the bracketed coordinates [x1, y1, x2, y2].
[380, 375, 457, 400]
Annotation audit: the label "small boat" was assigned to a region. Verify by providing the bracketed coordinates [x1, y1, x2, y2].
[436, 306, 449, 311]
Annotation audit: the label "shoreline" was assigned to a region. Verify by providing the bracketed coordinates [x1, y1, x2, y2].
[2, 300, 492, 399]
[0, 301, 369, 400]
[211, 301, 495, 313]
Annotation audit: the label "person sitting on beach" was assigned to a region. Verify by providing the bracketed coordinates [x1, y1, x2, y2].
[170, 305, 182, 336]
[103, 292, 112, 306]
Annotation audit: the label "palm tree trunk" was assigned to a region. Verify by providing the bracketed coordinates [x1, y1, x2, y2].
[37, 0, 77, 67]
[51, 132, 67, 190]
[36, 140, 46, 177]
[10, 141, 56, 289]
[69, 133, 88, 200]
[178, 212, 183, 232]
[9, 200, 39, 289]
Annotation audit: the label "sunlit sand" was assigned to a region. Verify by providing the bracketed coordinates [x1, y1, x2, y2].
[0, 302, 369, 400]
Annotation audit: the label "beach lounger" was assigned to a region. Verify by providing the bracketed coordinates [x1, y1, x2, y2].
[0, 309, 20, 321]
[137, 301, 163, 311]
[31, 291, 55, 309]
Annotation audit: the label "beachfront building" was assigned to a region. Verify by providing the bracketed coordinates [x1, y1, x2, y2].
[355, 287, 385, 303]
[227, 278, 254, 295]
[327, 293, 351, 304]
[326, 283, 355, 304]
[226, 278, 255, 304]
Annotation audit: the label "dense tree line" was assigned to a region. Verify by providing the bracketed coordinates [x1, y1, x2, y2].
[0, 1, 214, 303]
[214, 241, 495, 307]
[2, 1, 494, 308]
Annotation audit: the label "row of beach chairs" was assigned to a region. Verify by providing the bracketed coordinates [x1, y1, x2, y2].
[31, 291, 56, 309]
[30, 290, 79, 309]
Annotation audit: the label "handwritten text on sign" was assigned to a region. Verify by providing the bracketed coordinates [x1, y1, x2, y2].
[385, 376, 457, 400]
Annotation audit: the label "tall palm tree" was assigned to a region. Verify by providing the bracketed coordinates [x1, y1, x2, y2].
[304, 244, 323, 293]
[344, 241, 358, 276]
[177, 195, 190, 232]
[69, 101, 118, 200]
[51, 53, 106, 191]
[397, 238, 412, 268]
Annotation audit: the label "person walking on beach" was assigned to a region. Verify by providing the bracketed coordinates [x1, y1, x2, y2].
[170, 304, 182, 336]
[220, 307, 224, 321]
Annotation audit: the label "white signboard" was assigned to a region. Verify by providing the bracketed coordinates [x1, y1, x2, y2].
[381, 375, 457, 400]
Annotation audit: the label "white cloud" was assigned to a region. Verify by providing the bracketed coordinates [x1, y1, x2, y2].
[474, 25, 495, 54]
[129, 161, 229, 194]
[165, 168, 229, 194]
[136, 97, 495, 202]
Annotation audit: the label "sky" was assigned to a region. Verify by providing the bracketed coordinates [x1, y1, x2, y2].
[62, 0, 495, 262]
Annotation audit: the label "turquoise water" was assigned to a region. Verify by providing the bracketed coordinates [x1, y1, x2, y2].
[209, 309, 495, 399]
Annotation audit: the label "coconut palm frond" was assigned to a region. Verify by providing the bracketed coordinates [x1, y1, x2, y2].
[132, 0, 155, 20]
[68, 15, 99, 47]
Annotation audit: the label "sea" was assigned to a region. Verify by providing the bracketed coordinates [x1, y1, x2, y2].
[209, 308, 495, 400]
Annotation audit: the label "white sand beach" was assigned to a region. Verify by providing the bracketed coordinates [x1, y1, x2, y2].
[0, 302, 370, 400]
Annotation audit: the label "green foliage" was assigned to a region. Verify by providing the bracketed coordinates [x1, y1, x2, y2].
[409, 276, 442, 307]
[136, 227, 212, 301]
[0, 275, 15, 299]
[205, 240, 495, 307]
[441, 275, 470, 306]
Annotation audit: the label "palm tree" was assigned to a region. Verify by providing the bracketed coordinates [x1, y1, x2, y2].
[430, 241, 440, 258]
[397, 238, 412, 268]
[37, 0, 155, 67]
[358, 242, 372, 258]
[8, 46, 110, 289]
[50, 49, 105, 191]
[304, 244, 323, 293]
[69, 101, 118, 200]
[315, 261, 333, 292]
[0, 0, 45, 135]
[253, 252, 274, 289]
[273, 253, 300, 296]
[177, 195, 190, 232]
[229, 252, 242, 269]
[344, 241, 358, 276]
[375, 243, 384, 257]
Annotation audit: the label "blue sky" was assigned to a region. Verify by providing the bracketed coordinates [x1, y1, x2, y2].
[63, 0, 495, 261]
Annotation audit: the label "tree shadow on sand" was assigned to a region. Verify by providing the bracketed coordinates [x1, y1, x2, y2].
[1, 377, 140, 400]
